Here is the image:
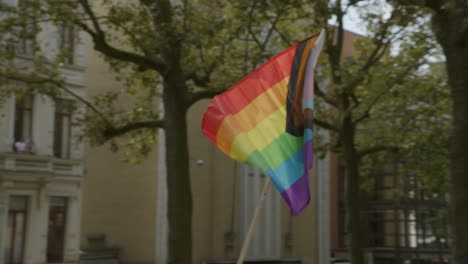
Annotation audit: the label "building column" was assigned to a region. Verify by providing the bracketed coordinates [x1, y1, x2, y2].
[0, 96, 15, 152]
[155, 127, 168, 264]
[23, 185, 49, 264]
[32, 95, 54, 156]
[317, 128, 331, 264]
[0, 187, 9, 263]
[64, 192, 82, 262]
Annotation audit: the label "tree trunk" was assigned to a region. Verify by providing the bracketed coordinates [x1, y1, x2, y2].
[163, 75, 193, 264]
[341, 115, 366, 264]
[446, 53, 468, 264]
[446, 48, 468, 264]
[431, 6, 468, 264]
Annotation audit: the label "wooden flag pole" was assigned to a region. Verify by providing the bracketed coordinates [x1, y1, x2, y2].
[237, 177, 271, 264]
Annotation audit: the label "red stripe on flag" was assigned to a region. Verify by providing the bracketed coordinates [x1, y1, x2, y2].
[202, 43, 299, 144]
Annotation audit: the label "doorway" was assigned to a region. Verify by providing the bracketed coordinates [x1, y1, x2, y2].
[4, 196, 28, 264]
[47, 197, 68, 262]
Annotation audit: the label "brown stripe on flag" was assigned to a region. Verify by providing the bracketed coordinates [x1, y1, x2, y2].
[286, 35, 318, 136]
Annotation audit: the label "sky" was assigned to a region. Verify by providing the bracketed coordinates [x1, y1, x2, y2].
[329, 0, 394, 36]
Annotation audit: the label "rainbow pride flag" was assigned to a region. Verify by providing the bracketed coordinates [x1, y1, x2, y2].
[202, 30, 325, 215]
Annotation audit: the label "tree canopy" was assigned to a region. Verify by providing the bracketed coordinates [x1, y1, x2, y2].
[0, 1, 453, 264]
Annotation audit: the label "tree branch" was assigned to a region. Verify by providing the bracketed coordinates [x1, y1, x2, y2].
[315, 81, 338, 107]
[0, 72, 110, 124]
[353, 62, 423, 124]
[339, 11, 413, 94]
[245, 3, 283, 51]
[340, 26, 390, 93]
[77, 0, 103, 34]
[388, 0, 443, 11]
[273, 25, 292, 46]
[260, 13, 281, 50]
[335, 0, 345, 65]
[187, 71, 211, 87]
[115, 22, 155, 57]
[353, 84, 393, 124]
[325, 0, 346, 84]
[185, 46, 215, 87]
[103, 119, 165, 139]
[2, 69, 165, 141]
[314, 118, 339, 131]
[343, 94, 361, 119]
[76, 0, 166, 73]
[358, 145, 399, 159]
[185, 89, 226, 108]
[186, 24, 244, 87]
[246, 2, 263, 49]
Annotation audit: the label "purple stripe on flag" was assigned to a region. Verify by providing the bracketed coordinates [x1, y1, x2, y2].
[281, 174, 310, 215]
[280, 139, 313, 215]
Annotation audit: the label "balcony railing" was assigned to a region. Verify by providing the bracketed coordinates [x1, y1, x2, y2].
[0, 153, 83, 177]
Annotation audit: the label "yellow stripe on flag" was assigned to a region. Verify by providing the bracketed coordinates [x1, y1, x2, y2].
[229, 106, 286, 161]
[216, 78, 289, 154]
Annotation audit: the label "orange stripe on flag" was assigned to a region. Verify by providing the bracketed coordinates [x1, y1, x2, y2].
[201, 44, 298, 144]
[215, 78, 289, 154]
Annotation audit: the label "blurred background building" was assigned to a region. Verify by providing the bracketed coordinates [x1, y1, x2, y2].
[330, 159, 449, 264]
[0, 1, 450, 264]
[0, 0, 86, 262]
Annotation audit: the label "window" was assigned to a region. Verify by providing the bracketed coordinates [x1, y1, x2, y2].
[16, 0, 36, 55]
[14, 96, 33, 153]
[4, 196, 28, 264]
[54, 100, 72, 159]
[47, 197, 68, 263]
[57, 22, 74, 64]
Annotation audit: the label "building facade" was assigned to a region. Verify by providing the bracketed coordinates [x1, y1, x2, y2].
[0, 1, 87, 263]
[80, 18, 334, 264]
[0, 95, 85, 264]
[330, 159, 449, 264]
[80, 20, 374, 264]
[81, 56, 330, 263]
[309, 28, 451, 264]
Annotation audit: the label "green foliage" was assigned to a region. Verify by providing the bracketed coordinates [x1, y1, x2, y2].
[0, 0, 320, 163]
[0, 0, 450, 196]
[0, 1, 453, 263]
[306, 2, 450, 262]
[310, 1, 450, 189]
[0, 0, 450, 198]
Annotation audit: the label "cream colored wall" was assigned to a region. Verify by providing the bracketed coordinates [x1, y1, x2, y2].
[188, 100, 241, 263]
[82, 144, 158, 262]
[82, 84, 241, 264]
[82, 36, 158, 263]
